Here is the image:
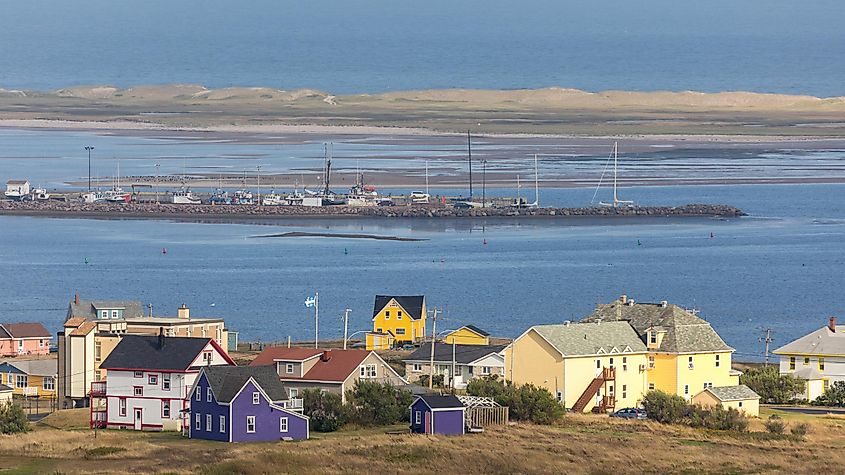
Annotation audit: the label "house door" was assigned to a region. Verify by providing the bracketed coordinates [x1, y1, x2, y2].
[133, 408, 142, 431]
[424, 411, 431, 434]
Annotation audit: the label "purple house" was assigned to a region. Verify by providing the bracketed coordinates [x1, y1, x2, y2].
[189, 365, 309, 443]
[410, 395, 466, 435]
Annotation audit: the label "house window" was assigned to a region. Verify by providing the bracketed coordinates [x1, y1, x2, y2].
[415, 411, 421, 424]
[824, 379, 830, 391]
[42, 376, 54, 391]
[39, 339, 44, 348]
[609, 358, 614, 369]
[95, 370, 101, 381]
[648, 356, 655, 369]
[596, 359, 601, 369]
[246, 416, 256, 433]
[556, 391, 563, 402]
[608, 384, 615, 395]
[468, 366, 474, 375]
[219, 415, 226, 433]
[286, 364, 294, 374]
[397, 311, 403, 319]
[162, 374, 171, 391]
[789, 357, 796, 370]
[111, 310, 118, 319]
[481, 366, 491, 375]
[207, 387, 212, 402]
[804, 357, 810, 366]
[384, 311, 390, 320]
[94, 342, 102, 362]
[412, 363, 422, 372]
[715, 354, 720, 368]
[100, 311, 108, 319]
[455, 366, 462, 376]
[622, 384, 627, 399]
[648, 383, 655, 391]
[148, 374, 158, 385]
[649, 332, 657, 345]
[253, 392, 260, 404]
[738, 401, 743, 408]
[17, 340, 22, 351]
[134, 371, 143, 378]
[134, 386, 143, 397]
[377, 328, 383, 333]
[195, 413, 201, 430]
[289, 388, 299, 398]
[119, 398, 127, 417]
[202, 351, 213, 364]
[684, 385, 689, 396]
[360, 364, 377, 378]
[206, 414, 212, 432]
[396, 328, 406, 336]
[280, 417, 288, 432]
[196, 387, 201, 401]
[704, 382, 713, 390]
[202, 326, 208, 338]
[622, 357, 628, 372]
[162, 400, 171, 418]
[688, 356, 694, 369]
[819, 358, 826, 371]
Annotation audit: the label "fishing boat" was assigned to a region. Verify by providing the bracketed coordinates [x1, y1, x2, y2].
[347, 164, 380, 207]
[81, 191, 107, 203]
[261, 191, 285, 206]
[209, 188, 231, 205]
[595, 142, 635, 208]
[231, 189, 254, 205]
[103, 160, 131, 202]
[303, 143, 347, 206]
[171, 187, 200, 204]
[31, 187, 50, 201]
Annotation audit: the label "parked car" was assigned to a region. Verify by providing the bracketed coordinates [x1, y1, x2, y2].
[610, 407, 648, 420]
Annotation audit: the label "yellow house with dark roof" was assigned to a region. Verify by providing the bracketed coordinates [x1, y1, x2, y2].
[444, 325, 490, 346]
[368, 295, 426, 350]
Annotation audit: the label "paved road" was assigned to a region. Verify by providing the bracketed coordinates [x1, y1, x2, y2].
[765, 405, 845, 415]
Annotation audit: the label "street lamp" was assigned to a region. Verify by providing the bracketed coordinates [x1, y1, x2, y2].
[84, 146, 94, 191]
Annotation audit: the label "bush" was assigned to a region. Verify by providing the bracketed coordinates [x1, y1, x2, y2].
[302, 389, 347, 432]
[466, 375, 507, 399]
[740, 366, 805, 404]
[345, 380, 413, 426]
[0, 401, 28, 434]
[764, 415, 785, 434]
[813, 381, 845, 407]
[416, 374, 445, 388]
[642, 390, 688, 424]
[790, 422, 810, 437]
[702, 405, 748, 432]
[505, 384, 565, 425]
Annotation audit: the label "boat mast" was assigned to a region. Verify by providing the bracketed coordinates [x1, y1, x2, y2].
[613, 141, 618, 207]
[467, 130, 473, 200]
[425, 160, 430, 196]
[534, 153, 539, 207]
[516, 174, 521, 206]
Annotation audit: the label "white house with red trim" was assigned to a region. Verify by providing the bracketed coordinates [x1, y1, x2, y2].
[91, 333, 234, 431]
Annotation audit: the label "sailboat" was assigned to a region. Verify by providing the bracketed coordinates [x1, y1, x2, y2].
[596, 142, 634, 208]
[304, 143, 346, 206]
[452, 131, 481, 208]
[511, 154, 540, 208]
[171, 157, 201, 204]
[104, 159, 131, 203]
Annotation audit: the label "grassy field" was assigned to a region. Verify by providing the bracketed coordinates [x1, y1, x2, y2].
[1, 408, 845, 474]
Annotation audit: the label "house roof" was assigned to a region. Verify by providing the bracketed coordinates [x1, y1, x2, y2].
[372, 295, 425, 320]
[0, 323, 51, 339]
[64, 317, 87, 328]
[0, 384, 11, 392]
[100, 335, 223, 371]
[580, 298, 734, 353]
[67, 299, 145, 320]
[792, 367, 823, 380]
[5, 359, 56, 377]
[251, 348, 382, 383]
[773, 325, 845, 356]
[702, 385, 760, 401]
[249, 347, 323, 366]
[529, 321, 647, 357]
[454, 325, 490, 337]
[201, 365, 288, 403]
[6, 180, 28, 185]
[70, 321, 97, 336]
[415, 394, 464, 409]
[406, 343, 505, 365]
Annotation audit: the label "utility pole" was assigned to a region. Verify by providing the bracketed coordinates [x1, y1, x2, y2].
[315, 292, 319, 349]
[759, 328, 774, 365]
[342, 308, 351, 350]
[451, 339, 457, 392]
[429, 307, 439, 389]
[85, 146, 94, 192]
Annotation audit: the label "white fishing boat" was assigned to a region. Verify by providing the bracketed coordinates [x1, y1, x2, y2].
[104, 160, 131, 202]
[81, 191, 107, 203]
[232, 189, 254, 205]
[595, 142, 635, 208]
[347, 164, 379, 207]
[171, 188, 200, 204]
[31, 187, 50, 201]
[261, 191, 285, 206]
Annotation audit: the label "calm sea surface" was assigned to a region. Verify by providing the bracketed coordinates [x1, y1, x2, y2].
[2, 183, 844, 360]
[1, 0, 844, 96]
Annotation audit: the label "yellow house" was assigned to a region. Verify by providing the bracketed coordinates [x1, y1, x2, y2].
[581, 296, 741, 401]
[503, 321, 650, 412]
[444, 325, 490, 346]
[365, 331, 395, 351]
[692, 385, 760, 417]
[369, 295, 426, 350]
[0, 359, 57, 397]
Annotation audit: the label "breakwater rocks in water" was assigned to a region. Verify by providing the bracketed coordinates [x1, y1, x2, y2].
[0, 201, 745, 219]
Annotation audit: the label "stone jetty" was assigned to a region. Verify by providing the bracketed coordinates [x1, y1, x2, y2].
[0, 200, 745, 220]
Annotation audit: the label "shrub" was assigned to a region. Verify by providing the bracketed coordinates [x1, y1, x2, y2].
[302, 389, 347, 432]
[764, 415, 786, 434]
[790, 422, 810, 437]
[416, 374, 445, 388]
[740, 366, 805, 404]
[345, 380, 413, 426]
[703, 405, 748, 432]
[0, 401, 28, 434]
[642, 390, 688, 424]
[466, 375, 507, 399]
[813, 381, 845, 407]
[467, 376, 563, 425]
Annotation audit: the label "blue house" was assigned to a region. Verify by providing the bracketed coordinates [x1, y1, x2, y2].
[189, 365, 309, 442]
[410, 395, 466, 435]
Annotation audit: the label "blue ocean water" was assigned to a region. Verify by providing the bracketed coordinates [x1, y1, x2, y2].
[2, 183, 844, 360]
[1, 0, 844, 96]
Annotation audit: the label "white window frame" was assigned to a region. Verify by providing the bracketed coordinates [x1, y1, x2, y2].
[286, 363, 294, 374]
[481, 366, 491, 375]
[134, 386, 143, 397]
[648, 356, 655, 369]
[622, 357, 628, 372]
[397, 311, 403, 320]
[111, 310, 118, 319]
[148, 374, 158, 385]
[42, 376, 54, 391]
[15, 374, 26, 388]
[162, 373, 171, 391]
[162, 400, 171, 418]
[704, 382, 713, 390]
[395, 328, 406, 336]
[252, 391, 260, 404]
[280, 417, 288, 433]
[688, 356, 694, 369]
[219, 415, 226, 433]
[715, 354, 720, 367]
[100, 311, 108, 319]
[206, 414, 212, 432]
[412, 363, 422, 372]
[384, 310, 390, 320]
[134, 371, 143, 378]
[648, 383, 655, 390]
[246, 416, 256, 433]
[195, 413, 201, 430]
[415, 410, 421, 424]
[289, 388, 299, 398]
[455, 365, 462, 376]
[359, 364, 377, 378]
[196, 387, 201, 401]
[207, 387, 212, 402]
[119, 398, 127, 417]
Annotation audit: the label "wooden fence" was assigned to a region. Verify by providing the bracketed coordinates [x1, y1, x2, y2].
[465, 406, 509, 428]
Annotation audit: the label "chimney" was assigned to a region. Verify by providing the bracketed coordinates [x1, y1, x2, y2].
[158, 327, 165, 349]
[829, 316, 837, 333]
[321, 349, 332, 362]
[74, 293, 80, 305]
[620, 295, 627, 304]
[178, 304, 190, 320]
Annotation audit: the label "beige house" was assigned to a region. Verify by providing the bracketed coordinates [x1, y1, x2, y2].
[503, 321, 650, 412]
[692, 385, 760, 417]
[58, 295, 229, 408]
[403, 342, 506, 389]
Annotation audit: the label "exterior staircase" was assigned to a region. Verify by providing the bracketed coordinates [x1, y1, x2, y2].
[571, 367, 615, 413]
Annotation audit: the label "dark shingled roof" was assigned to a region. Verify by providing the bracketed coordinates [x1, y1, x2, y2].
[416, 394, 464, 409]
[201, 365, 288, 403]
[67, 299, 145, 320]
[0, 323, 51, 339]
[406, 343, 505, 364]
[372, 295, 425, 321]
[462, 325, 490, 337]
[100, 335, 215, 371]
[580, 298, 733, 353]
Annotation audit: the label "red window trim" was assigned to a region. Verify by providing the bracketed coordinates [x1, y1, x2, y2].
[133, 371, 143, 378]
[118, 397, 127, 417]
[162, 373, 171, 391]
[133, 386, 143, 397]
[148, 374, 158, 385]
[161, 400, 170, 418]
